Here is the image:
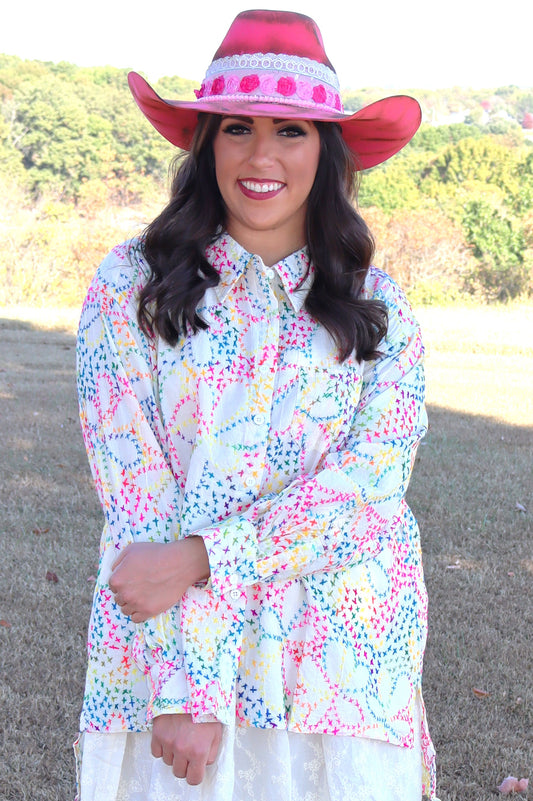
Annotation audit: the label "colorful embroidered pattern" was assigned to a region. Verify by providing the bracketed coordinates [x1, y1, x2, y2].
[76, 233, 436, 796]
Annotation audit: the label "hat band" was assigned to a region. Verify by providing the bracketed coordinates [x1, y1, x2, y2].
[194, 52, 343, 113]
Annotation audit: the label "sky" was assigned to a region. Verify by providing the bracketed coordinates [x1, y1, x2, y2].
[2, 0, 532, 90]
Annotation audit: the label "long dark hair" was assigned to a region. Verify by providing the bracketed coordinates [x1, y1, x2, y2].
[138, 114, 387, 362]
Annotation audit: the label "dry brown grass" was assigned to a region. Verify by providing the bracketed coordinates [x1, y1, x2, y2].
[0, 311, 100, 801]
[0, 304, 531, 801]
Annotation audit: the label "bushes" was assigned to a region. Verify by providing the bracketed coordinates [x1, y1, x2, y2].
[358, 124, 533, 302]
[461, 200, 530, 300]
[0, 178, 166, 306]
[362, 206, 476, 303]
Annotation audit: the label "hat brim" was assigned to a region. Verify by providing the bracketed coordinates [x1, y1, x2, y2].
[128, 72, 421, 170]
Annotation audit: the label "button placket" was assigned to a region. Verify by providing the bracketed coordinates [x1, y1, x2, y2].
[228, 574, 241, 600]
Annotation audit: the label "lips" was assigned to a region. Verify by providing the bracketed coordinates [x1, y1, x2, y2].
[238, 179, 285, 199]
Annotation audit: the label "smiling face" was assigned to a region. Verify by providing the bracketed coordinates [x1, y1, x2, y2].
[212, 115, 321, 265]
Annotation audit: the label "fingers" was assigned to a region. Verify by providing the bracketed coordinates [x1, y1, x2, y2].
[171, 751, 211, 785]
[162, 754, 205, 785]
[112, 600, 148, 623]
[183, 755, 207, 786]
[110, 590, 149, 622]
[108, 573, 121, 596]
[158, 743, 188, 780]
[130, 610, 149, 623]
[110, 591, 136, 620]
[110, 590, 130, 613]
[151, 738, 163, 759]
[207, 726, 222, 764]
[151, 715, 222, 786]
[110, 545, 129, 572]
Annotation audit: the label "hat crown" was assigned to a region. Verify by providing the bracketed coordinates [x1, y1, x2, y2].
[213, 9, 335, 71]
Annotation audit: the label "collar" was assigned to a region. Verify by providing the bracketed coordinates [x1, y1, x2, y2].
[205, 232, 313, 313]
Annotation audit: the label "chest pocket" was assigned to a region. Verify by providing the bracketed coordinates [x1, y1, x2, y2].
[273, 354, 363, 453]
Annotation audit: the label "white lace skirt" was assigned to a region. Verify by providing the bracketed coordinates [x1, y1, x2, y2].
[76, 702, 426, 801]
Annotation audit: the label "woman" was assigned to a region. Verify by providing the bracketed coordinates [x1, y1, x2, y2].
[75, 9, 437, 801]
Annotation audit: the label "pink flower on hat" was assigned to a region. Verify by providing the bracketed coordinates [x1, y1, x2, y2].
[277, 76, 296, 97]
[312, 84, 327, 104]
[296, 80, 313, 101]
[201, 80, 213, 98]
[259, 74, 277, 95]
[195, 84, 206, 99]
[226, 75, 239, 94]
[211, 76, 225, 96]
[240, 75, 260, 93]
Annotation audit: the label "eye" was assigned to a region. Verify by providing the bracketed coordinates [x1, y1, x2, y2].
[221, 122, 251, 136]
[278, 125, 307, 138]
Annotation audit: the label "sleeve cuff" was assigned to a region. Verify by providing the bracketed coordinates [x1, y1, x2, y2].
[199, 517, 260, 596]
[146, 661, 190, 722]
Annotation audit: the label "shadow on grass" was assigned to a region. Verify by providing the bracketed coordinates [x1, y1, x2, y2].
[0, 317, 531, 801]
[411, 406, 532, 800]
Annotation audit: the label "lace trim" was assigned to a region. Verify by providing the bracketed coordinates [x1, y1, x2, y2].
[206, 52, 340, 90]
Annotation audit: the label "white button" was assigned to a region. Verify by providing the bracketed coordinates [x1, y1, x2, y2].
[252, 413, 266, 426]
[244, 476, 256, 487]
[265, 268, 275, 280]
[230, 589, 240, 600]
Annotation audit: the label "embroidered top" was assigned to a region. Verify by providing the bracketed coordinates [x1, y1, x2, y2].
[76, 233, 435, 796]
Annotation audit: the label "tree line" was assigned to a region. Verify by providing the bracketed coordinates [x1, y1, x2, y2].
[1, 53, 532, 306]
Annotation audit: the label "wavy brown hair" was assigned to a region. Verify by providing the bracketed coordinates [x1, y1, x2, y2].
[138, 114, 387, 362]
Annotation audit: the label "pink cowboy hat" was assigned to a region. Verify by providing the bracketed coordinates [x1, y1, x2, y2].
[128, 9, 421, 169]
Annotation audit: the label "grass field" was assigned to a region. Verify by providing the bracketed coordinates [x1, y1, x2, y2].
[0, 303, 531, 801]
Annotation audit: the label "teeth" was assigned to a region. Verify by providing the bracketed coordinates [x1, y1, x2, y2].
[241, 181, 283, 193]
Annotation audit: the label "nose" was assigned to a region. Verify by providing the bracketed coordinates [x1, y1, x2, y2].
[248, 130, 275, 167]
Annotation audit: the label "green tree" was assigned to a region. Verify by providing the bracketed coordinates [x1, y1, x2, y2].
[511, 151, 533, 214]
[462, 199, 528, 299]
[0, 107, 26, 183]
[359, 149, 427, 214]
[154, 75, 200, 99]
[14, 76, 92, 195]
[408, 122, 483, 153]
[425, 136, 517, 186]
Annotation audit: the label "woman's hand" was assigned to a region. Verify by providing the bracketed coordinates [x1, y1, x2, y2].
[151, 713, 223, 785]
[109, 538, 210, 622]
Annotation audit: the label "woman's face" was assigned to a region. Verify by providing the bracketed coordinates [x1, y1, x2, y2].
[213, 115, 321, 262]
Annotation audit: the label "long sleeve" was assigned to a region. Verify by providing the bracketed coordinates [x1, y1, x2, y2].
[77, 243, 192, 723]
